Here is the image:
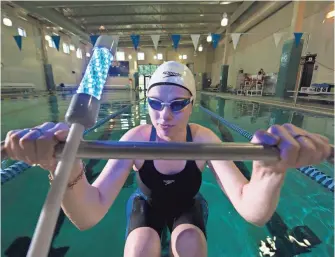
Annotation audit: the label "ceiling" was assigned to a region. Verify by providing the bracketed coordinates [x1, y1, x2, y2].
[5, 1, 246, 48]
[4, 1, 290, 50]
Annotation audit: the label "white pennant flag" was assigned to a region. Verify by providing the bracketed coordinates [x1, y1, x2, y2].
[33, 36, 42, 49]
[150, 35, 160, 50]
[231, 33, 241, 50]
[71, 35, 80, 47]
[273, 32, 284, 47]
[190, 34, 200, 51]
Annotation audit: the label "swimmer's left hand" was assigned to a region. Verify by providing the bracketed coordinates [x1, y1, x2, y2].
[251, 123, 331, 172]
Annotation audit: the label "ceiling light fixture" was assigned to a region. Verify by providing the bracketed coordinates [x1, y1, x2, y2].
[326, 10, 335, 19]
[207, 33, 212, 42]
[221, 13, 228, 26]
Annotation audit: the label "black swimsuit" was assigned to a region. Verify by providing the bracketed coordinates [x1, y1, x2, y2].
[125, 125, 208, 240]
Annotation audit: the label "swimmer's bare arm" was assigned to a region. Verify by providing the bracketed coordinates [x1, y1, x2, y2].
[195, 125, 284, 227]
[59, 126, 144, 231]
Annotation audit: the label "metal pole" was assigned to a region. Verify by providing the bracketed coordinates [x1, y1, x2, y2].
[26, 123, 85, 257]
[26, 35, 119, 257]
[53, 141, 281, 161]
[2, 140, 333, 163]
[293, 58, 304, 107]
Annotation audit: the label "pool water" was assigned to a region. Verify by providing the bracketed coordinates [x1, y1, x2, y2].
[1, 91, 334, 257]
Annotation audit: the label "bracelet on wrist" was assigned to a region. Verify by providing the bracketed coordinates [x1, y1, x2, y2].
[48, 161, 86, 189]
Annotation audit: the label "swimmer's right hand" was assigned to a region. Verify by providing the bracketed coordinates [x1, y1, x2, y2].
[3, 122, 70, 171]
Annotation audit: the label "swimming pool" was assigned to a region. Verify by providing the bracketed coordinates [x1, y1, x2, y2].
[1, 91, 334, 257]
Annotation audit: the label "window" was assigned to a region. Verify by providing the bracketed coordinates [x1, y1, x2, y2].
[137, 52, 145, 60]
[62, 43, 70, 54]
[48, 38, 56, 48]
[86, 52, 91, 57]
[157, 53, 163, 60]
[3, 17, 12, 26]
[69, 44, 75, 51]
[116, 51, 125, 61]
[45, 35, 56, 48]
[76, 48, 82, 59]
[182, 55, 187, 60]
[18, 27, 26, 37]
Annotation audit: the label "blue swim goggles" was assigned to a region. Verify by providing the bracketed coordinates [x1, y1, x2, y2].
[147, 97, 193, 112]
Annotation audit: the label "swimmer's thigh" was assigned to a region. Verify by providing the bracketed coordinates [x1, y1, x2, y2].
[124, 191, 165, 257]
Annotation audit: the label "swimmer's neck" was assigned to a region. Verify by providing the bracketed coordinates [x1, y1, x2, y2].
[156, 130, 187, 143]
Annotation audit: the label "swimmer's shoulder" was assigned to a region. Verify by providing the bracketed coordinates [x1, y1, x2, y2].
[189, 123, 221, 143]
[119, 124, 152, 142]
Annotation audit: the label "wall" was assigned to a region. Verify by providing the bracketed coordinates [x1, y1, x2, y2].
[112, 46, 211, 90]
[1, 4, 212, 92]
[46, 31, 89, 87]
[1, 4, 89, 91]
[211, 46, 225, 86]
[1, 8, 46, 90]
[211, 1, 334, 88]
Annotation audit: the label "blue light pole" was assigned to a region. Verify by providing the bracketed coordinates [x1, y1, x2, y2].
[27, 35, 119, 257]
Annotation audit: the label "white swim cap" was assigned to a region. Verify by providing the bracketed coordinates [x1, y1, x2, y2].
[147, 61, 196, 103]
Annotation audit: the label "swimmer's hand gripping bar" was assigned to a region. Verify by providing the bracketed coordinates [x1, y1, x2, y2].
[26, 35, 119, 257]
[1, 140, 334, 162]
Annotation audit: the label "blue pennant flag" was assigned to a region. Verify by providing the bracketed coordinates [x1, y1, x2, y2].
[171, 34, 181, 50]
[131, 34, 140, 50]
[51, 35, 61, 51]
[212, 34, 221, 49]
[13, 35, 22, 50]
[90, 35, 100, 46]
[293, 32, 303, 47]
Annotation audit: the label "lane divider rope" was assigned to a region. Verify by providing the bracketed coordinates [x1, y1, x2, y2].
[199, 105, 334, 192]
[1, 99, 144, 185]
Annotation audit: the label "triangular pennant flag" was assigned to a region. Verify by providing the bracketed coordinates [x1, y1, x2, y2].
[131, 34, 140, 50]
[13, 35, 22, 50]
[190, 34, 200, 51]
[150, 35, 160, 50]
[71, 35, 80, 47]
[231, 33, 241, 50]
[294, 32, 303, 47]
[51, 35, 60, 51]
[33, 35, 42, 49]
[212, 34, 221, 49]
[90, 35, 100, 47]
[171, 34, 181, 50]
[273, 32, 284, 47]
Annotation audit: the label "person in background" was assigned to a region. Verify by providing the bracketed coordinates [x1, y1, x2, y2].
[257, 68, 265, 81]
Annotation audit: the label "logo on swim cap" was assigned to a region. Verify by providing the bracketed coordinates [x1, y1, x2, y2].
[162, 71, 181, 78]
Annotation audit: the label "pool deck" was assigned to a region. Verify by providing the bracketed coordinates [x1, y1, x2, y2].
[200, 91, 334, 118]
[1, 90, 334, 118]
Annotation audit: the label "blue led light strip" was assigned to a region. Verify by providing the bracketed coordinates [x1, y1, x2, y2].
[76, 47, 113, 100]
